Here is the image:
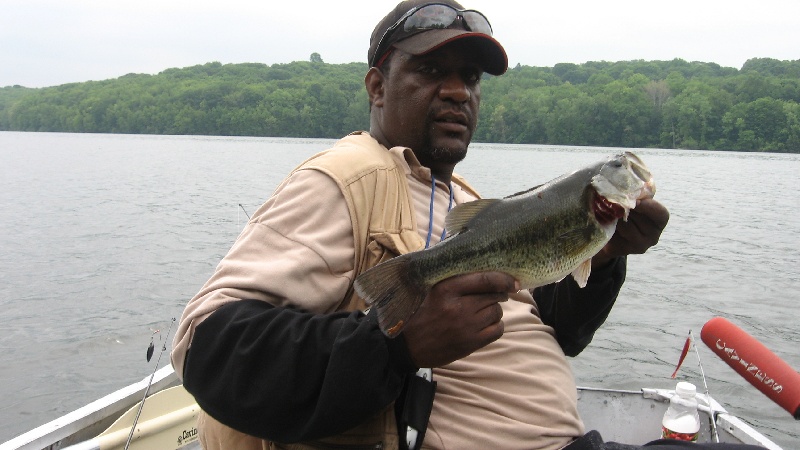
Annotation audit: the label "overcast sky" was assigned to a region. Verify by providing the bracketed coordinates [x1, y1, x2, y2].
[2, 0, 798, 88]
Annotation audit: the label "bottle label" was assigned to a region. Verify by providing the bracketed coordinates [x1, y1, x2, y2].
[661, 426, 698, 441]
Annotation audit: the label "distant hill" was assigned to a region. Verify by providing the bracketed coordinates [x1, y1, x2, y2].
[2, 57, 799, 152]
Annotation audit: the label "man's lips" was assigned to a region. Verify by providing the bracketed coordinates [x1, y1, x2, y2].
[433, 111, 470, 133]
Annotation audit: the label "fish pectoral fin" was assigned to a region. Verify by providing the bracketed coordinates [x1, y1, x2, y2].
[353, 256, 429, 338]
[570, 259, 592, 288]
[556, 227, 592, 254]
[444, 199, 500, 237]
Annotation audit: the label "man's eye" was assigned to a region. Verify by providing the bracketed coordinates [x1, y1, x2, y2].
[419, 65, 440, 75]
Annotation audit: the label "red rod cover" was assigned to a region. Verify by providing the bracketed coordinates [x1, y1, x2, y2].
[701, 316, 800, 419]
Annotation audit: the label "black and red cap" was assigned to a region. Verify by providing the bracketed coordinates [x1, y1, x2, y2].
[368, 0, 508, 75]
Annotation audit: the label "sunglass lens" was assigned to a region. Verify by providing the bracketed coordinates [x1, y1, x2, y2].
[404, 5, 458, 31]
[462, 11, 492, 35]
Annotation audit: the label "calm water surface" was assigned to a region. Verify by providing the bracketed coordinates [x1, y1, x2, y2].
[1, 132, 798, 447]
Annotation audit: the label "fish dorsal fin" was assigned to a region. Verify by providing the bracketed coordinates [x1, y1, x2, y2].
[445, 199, 500, 237]
[570, 259, 592, 288]
[504, 183, 544, 199]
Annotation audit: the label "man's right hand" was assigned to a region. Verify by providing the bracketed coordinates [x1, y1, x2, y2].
[400, 271, 517, 368]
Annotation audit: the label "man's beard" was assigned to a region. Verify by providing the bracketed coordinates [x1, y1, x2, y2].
[428, 144, 468, 166]
[421, 120, 471, 166]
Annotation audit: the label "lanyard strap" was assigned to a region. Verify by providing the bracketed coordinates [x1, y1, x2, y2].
[424, 174, 454, 249]
[408, 174, 452, 450]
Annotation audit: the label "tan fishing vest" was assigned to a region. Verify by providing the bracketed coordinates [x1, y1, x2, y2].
[198, 133, 478, 450]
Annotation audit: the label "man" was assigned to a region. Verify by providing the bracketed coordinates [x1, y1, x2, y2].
[172, 1, 677, 449]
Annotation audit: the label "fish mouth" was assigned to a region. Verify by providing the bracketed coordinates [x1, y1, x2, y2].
[624, 151, 656, 198]
[592, 192, 626, 225]
[641, 179, 656, 199]
[590, 152, 656, 223]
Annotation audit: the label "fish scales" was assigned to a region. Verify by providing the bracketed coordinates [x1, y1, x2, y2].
[415, 189, 598, 288]
[355, 152, 655, 337]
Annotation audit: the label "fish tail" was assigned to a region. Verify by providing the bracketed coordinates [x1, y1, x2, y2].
[354, 256, 428, 338]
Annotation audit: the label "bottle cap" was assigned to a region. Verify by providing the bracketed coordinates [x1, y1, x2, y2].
[676, 381, 697, 398]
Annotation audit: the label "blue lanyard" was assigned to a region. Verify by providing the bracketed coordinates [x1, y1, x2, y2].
[424, 174, 454, 249]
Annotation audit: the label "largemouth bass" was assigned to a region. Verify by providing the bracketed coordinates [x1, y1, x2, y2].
[354, 152, 656, 337]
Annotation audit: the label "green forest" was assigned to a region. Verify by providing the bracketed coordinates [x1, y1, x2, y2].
[2, 57, 799, 152]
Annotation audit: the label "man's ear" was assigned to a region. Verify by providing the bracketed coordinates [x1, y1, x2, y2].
[365, 67, 386, 108]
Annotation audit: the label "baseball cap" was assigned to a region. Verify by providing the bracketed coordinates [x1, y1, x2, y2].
[368, 0, 508, 75]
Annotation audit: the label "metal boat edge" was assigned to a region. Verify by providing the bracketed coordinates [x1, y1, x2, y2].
[0, 366, 180, 450]
[0, 367, 785, 449]
[577, 386, 782, 449]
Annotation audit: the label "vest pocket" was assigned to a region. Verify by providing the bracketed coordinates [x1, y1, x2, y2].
[366, 230, 424, 267]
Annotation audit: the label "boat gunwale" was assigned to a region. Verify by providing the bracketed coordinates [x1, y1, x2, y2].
[0, 366, 179, 450]
[0, 369, 784, 450]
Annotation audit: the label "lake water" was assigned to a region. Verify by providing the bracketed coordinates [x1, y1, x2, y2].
[1, 132, 798, 447]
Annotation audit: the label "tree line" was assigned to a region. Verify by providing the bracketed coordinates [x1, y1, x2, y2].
[1, 57, 799, 152]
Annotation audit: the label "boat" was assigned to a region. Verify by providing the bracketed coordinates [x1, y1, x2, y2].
[3, 317, 795, 449]
[0, 366, 199, 450]
[0, 364, 783, 450]
[577, 386, 781, 449]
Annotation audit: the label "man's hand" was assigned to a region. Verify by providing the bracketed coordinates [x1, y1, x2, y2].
[593, 198, 670, 267]
[400, 271, 517, 368]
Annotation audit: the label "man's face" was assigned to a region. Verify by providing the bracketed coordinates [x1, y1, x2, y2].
[371, 41, 483, 173]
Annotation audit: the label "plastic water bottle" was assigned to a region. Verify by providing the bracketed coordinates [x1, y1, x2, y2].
[661, 381, 700, 441]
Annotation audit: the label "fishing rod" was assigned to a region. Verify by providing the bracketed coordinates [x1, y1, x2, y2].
[690, 330, 719, 442]
[239, 203, 251, 220]
[124, 317, 175, 450]
[671, 329, 719, 442]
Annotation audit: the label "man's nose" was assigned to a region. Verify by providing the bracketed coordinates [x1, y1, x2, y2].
[438, 73, 471, 103]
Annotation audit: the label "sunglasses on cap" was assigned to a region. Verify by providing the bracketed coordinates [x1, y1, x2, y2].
[371, 3, 494, 68]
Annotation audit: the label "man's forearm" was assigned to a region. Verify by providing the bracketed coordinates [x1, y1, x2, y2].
[182, 299, 416, 443]
[533, 257, 627, 357]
